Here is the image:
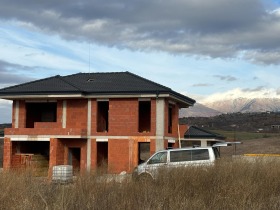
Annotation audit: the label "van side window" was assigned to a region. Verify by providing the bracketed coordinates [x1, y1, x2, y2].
[170, 150, 191, 162]
[192, 149, 210, 161]
[148, 152, 167, 164]
[170, 149, 209, 162]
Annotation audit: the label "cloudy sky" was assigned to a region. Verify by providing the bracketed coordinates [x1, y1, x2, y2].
[1, 0, 280, 123]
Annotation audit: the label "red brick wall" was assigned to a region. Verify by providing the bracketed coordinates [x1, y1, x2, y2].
[90, 139, 97, 171]
[91, 98, 156, 136]
[108, 139, 131, 173]
[91, 100, 97, 135]
[179, 124, 188, 138]
[150, 99, 156, 135]
[6, 97, 182, 175]
[66, 99, 88, 131]
[3, 138, 12, 169]
[18, 100, 26, 128]
[109, 99, 138, 136]
[57, 100, 63, 127]
[8, 98, 162, 138]
[150, 139, 156, 155]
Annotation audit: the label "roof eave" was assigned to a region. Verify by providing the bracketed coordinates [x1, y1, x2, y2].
[0, 93, 84, 100]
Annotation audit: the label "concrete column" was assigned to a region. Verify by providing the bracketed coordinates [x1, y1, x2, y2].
[15, 100, 19, 128]
[201, 140, 207, 147]
[155, 98, 165, 151]
[87, 99, 92, 171]
[62, 100, 67, 128]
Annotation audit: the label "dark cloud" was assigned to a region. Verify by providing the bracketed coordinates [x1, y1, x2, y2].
[0, 60, 36, 86]
[214, 75, 237, 81]
[244, 51, 280, 65]
[0, 0, 280, 63]
[242, 86, 266, 92]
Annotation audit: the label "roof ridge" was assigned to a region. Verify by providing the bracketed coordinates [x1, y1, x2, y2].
[58, 75, 84, 92]
[190, 125, 223, 136]
[125, 71, 172, 91]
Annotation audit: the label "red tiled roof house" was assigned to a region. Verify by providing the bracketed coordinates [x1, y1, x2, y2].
[0, 72, 195, 175]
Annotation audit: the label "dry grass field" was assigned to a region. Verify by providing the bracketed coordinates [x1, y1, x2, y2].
[1, 133, 280, 209]
[220, 136, 280, 157]
[1, 158, 280, 210]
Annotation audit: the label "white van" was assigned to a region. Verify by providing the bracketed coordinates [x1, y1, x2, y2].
[132, 147, 220, 181]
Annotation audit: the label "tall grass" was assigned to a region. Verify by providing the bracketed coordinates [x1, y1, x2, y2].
[1, 159, 280, 210]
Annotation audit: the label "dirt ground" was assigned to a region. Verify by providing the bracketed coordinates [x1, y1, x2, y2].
[219, 136, 280, 157]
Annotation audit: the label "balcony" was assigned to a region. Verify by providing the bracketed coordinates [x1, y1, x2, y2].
[5, 124, 87, 137]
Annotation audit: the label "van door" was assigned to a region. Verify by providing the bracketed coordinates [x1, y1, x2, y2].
[144, 151, 168, 177]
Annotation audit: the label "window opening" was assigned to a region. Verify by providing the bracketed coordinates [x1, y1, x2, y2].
[138, 101, 151, 132]
[168, 105, 173, 133]
[97, 101, 109, 132]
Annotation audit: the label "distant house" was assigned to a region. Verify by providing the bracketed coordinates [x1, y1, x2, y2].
[180, 125, 226, 147]
[0, 72, 195, 175]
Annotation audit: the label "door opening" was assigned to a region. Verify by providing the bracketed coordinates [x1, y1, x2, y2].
[138, 142, 150, 164]
[68, 148, 81, 175]
[97, 142, 108, 172]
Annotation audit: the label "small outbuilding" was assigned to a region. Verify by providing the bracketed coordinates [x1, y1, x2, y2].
[181, 125, 226, 147]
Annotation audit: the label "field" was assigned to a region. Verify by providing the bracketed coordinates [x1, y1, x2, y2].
[1, 158, 280, 210]
[1, 131, 280, 209]
[209, 130, 280, 156]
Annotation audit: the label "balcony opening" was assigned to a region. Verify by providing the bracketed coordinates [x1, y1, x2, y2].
[13, 141, 50, 176]
[97, 101, 109, 132]
[168, 104, 173, 133]
[26, 102, 57, 128]
[138, 101, 151, 133]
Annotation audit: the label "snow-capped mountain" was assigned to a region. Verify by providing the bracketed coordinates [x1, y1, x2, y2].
[180, 98, 280, 118]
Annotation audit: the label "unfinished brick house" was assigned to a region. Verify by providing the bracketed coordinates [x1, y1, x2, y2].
[0, 72, 195, 175]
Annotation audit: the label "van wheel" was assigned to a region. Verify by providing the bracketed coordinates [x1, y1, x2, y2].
[138, 173, 153, 183]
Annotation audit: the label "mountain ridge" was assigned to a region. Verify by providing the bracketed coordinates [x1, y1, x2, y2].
[180, 98, 280, 118]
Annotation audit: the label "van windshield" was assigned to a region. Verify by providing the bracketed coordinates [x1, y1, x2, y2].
[148, 152, 167, 164]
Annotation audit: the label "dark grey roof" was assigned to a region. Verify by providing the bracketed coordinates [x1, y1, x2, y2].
[0, 71, 195, 105]
[184, 126, 226, 140]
